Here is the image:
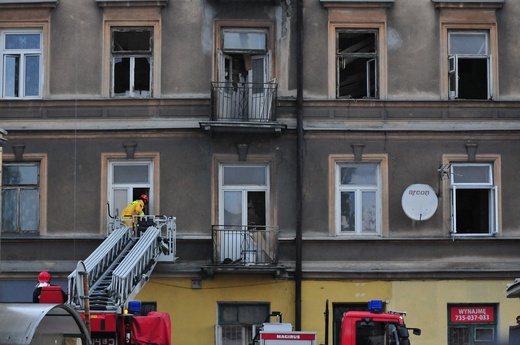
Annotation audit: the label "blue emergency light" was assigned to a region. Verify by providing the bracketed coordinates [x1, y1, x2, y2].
[128, 300, 142, 315]
[367, 300, 383, 313]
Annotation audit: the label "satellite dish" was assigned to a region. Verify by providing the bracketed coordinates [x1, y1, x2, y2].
[401, 184, 438, 221]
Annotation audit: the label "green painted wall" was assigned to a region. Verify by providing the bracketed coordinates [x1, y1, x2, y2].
[137, 277, 520, 345]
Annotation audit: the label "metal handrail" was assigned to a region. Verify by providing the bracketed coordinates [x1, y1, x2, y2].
[211, 225, 279, 266]
[210, 81, 277, 122]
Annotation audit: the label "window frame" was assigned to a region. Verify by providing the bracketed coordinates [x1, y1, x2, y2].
[218, 163, 270, 227]
[439, 10, 499, 100]
[1, 29, 44, 99]
[1, 154, 48, 235]
[212, 154, 277, 228]
[441, 154, 501, 237]
[447, 30, 491, 100]
[101, 7, 162, 98]
[101, 152, 160, 234]
[329, 154, 389, 236]
[335, 28, 379, 99]
[110, 26, 153, 98]
[213, 20, 275, 83]
[326, 8, 388, 99]
[216, 302, 270, 345]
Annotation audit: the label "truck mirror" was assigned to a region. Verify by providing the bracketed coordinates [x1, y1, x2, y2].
[410, 328, 421, 336]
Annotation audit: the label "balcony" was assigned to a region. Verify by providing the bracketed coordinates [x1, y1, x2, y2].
[201, 225, 286, 278]
[201, 81, 285, 133]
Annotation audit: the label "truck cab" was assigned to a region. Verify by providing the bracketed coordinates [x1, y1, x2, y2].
[341, 300, 421, 345]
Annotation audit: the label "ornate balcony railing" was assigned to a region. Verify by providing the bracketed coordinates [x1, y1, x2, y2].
[211, 225, 279, 266]
[210, 81, 277, 122]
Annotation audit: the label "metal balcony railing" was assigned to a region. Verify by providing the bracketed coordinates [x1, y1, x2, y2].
[211, 225, 279, 266]
[210, 81, 277, 122]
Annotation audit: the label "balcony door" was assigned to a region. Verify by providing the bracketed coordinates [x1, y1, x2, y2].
[217, 29, 271, 120]
[219, 164, 269, 261]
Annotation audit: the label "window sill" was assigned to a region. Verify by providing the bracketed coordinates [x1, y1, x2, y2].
[432, 0, 504, 9]
[96, 0, 168, 8]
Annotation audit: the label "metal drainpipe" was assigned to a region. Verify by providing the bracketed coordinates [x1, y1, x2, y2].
[295, 0, 304, 332]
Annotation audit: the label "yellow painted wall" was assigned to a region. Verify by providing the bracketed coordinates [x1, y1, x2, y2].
[137, 277, 520, 345]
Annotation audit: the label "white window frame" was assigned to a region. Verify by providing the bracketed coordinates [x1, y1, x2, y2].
[1, 29, 43, 99]
[334, 162, 382, 235]
[449, 163, 498, 236]
[448, 30, 491, 100]
[218, 163, 270, 227]
[107, 160, 154, 218]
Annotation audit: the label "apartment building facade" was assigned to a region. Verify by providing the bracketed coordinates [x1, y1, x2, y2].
[2, 0, 520, 344]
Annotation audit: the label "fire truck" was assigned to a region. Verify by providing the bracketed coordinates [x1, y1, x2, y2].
[340, 300, 421, 345]
[255, 300, 420, 345]
[66, 214, 177, 345]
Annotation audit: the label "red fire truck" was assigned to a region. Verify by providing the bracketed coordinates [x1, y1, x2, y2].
[340, 300, 421, 345]
[66, 215, 177, 345]
[255, 300, 420, 345]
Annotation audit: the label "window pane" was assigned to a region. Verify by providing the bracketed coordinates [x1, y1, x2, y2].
[223, 166, 266, 186]
[223, 31, 266, 50]
[4, 55, 19, 97]
[134, 57, 151, 92]
[20, 189, 39, 231]
[340, 165, 377, 185]
[341, 191, 355, 232]
[3, 164, 39, 185]
[113, 165, 149, 183]
[238, 305, 269, 324]
[450, 32, 487, 55]
[113, 29, 151, 52]
[224, 191, 242, 226]
[452, 165, 491, 184]
[1, 189, 18, 232]
[114, 57, 130, 94]
[221, 305, 239, 323]
[5, 33, 40, 49]
[361, 191, 377, 232]
[25, 55, 40, 97]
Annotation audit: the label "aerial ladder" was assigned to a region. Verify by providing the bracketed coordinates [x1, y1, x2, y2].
[67, 215, 176, 345]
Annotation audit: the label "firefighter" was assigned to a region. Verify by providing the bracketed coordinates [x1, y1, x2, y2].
[32, 271, 67, 303]
[121, 194, 149, 227]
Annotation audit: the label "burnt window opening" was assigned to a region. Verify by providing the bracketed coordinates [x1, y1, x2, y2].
[336, 30, 378, 99]
[111, 28, 152, 97]
[448, 31, 491, 100]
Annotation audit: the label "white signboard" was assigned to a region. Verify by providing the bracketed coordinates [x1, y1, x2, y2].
[401, 184, 438, 221]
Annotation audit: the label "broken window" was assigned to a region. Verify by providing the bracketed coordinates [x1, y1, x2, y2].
[448, 31, 491, 100]
[336, 29, 378, 99]
[215, 28, 273, 121]
[1, 30, 42, 98]
[111, 27, 152, 98]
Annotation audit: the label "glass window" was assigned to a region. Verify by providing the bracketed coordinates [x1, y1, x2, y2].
[217, 302, 270, 345]
[111, 27, 152, 98]
[336, 29, 378, 99]
[1, 30, 42, 98]
[220, 164, 269, 227]
[448, 30, 491, 100]
[336, 163, 381, 234]
[448, 304, 497, 345]
[108, 161, 153, 216]
[1, 163, 40, 233]
[450, 163, 497, 235]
